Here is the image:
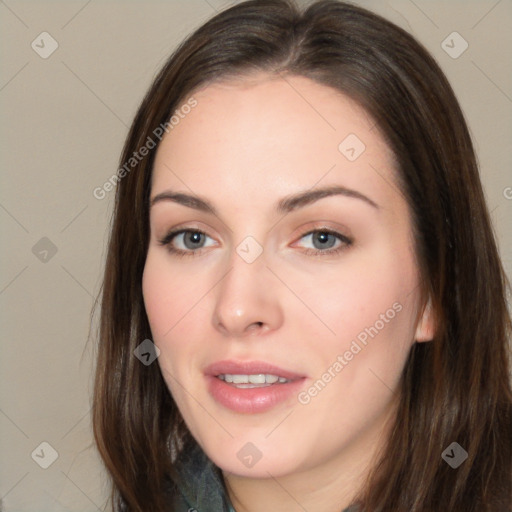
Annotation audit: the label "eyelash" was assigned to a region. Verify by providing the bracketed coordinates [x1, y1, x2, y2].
[158, 227, 353, 259]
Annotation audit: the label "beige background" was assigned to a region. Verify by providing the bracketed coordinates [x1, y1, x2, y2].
[1, 0, 511, 510]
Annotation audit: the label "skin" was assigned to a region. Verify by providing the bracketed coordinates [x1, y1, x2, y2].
[142, 73, 435, 512]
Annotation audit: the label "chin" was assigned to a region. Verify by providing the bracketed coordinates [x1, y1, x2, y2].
[199, 434, 308, 479]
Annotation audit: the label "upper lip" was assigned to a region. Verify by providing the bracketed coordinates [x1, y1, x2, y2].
[204, 360, 305, 380]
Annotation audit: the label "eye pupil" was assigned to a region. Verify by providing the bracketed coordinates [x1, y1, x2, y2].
[313, 231, 336, 250]
[185, 231, 204, 249]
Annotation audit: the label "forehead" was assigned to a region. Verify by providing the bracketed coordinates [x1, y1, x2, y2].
[151, 73, 398, 211]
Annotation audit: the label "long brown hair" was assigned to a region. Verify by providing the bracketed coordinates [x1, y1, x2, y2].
[92, 1, 512, 510]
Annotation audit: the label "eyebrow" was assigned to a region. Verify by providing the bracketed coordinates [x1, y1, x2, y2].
[150, 185, 379, 215]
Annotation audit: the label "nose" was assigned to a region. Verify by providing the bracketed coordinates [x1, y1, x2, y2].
[212, 249, 284, 339]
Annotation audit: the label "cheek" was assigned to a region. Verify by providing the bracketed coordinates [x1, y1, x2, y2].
[142, 251, 204, 340]
[291, 246, 420, 410]
[142, 252, 199, 378]
[142, 252, 204, 421]
[290, 249, 418, 346]
[304, 251, 418, 393]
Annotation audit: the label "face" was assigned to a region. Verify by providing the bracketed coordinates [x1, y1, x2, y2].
[142, 73, 434, 482]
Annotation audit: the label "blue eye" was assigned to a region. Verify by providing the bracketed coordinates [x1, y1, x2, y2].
[158, 229, 215, 257]
[295, 229, 353, 256]
[158, 228, 352, 258]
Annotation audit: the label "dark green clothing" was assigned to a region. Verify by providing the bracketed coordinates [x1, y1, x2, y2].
[172, 442, 359, 512]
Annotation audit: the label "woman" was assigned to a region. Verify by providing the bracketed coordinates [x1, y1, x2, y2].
[92, 1, 512, 511]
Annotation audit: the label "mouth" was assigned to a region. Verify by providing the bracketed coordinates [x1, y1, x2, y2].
[204, 360, 306, 414]
[216, 373, 293, 387]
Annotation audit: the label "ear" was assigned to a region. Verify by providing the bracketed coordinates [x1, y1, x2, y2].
[415, 296, 436, 343]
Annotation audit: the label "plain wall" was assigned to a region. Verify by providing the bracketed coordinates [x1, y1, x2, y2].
[1, 0, 511, 510]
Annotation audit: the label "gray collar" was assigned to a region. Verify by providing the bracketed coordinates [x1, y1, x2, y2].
[173, 441, 234, 511]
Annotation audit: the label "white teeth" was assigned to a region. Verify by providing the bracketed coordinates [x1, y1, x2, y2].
[248, 374, 266, 384]
[218, 374, 290, 384]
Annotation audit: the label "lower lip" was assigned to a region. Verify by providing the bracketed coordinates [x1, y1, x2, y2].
[206, 375, 306, 414]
